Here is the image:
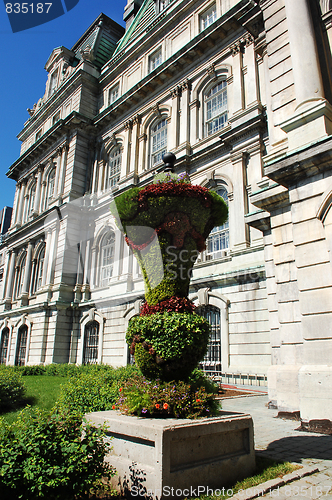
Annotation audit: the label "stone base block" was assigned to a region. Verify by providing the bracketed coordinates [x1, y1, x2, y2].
[299, 365, 332, 422]
[268, 365, 300, 412]
[85, 411, 255, 499]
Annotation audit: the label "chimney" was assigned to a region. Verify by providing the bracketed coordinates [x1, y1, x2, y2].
[123, 0, 144, 30]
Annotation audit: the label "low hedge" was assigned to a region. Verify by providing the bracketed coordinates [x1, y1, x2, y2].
[0, 368, 26, 411]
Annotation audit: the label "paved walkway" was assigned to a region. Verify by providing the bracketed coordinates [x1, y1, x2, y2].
[221, 394, 332, 500]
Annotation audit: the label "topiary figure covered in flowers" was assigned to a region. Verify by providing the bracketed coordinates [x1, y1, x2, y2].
[111, 153, 228, 381]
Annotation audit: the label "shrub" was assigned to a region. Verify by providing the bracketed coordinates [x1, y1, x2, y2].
[54, 364, 140, 417]
[0, 407, 114, 499]
[0, 367, 26, 411]
[116, 373, 219, 419]
[127, 312, 211, 380]
[15, 365, 47, 376]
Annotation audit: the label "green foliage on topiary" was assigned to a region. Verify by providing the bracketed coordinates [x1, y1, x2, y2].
[0, 407, 115, 500]
[127, 312, 211, 381]
[0, 367, 26, 411]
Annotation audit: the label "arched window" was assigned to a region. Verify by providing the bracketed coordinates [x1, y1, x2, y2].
[205, 80, 228, 136]
[47, 169, 56, 207]
[83, 321, 99, 364]
[151, 118, 167, 166]
[32, 245, 45, 294]
[28, 182, 36, 216]
[15, 325, 28, 366]
[107, 147, 122, 188]
[100, 231, 115, 286]
[14, 252, 26, 299]
[198, 305, 221, 372]
[0, 327, 9, 365]
[207, 187, 229, 258]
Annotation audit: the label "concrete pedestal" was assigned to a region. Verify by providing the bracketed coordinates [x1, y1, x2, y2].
[85, 410, 255, 499]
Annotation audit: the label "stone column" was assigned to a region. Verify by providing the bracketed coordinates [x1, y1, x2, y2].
[21, 240, 34, 304]
[91, 151, 98, 193]
[231, 43, 245, 114]
[179, 80, 191, 146]
[137, 133, 147, 173]
[12, 185, 20, 225]
[129, 114, 141, 175]
[53, 148, 62, 198]
[4, 250, 16, 301]
[169, 87, 181, 150]
[284, 0, 324, 107]
[97, 161, 104, 192]
[33, 166, 43, 214]
[230, 151, 250, 250]
[82, 239, 91, 300]
[189, 100, 200, 144]
[45, 227, 57, 285]
[244, 36, 259, 106]
[42, 229, 52, 287]
[121, 120, 133, 179]
[1, 251, 10, 300]
[16, 180, 27, 226]
[58, 143, 69, 201]
[22, 187, 29, 224]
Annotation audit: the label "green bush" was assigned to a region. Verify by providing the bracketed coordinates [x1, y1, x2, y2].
[0, 368, 26, 411]
[54, 364, 140, 417]
[0, 407, 114, 499]
[116, 373, 219, 419]
[127, 312, 211, 380]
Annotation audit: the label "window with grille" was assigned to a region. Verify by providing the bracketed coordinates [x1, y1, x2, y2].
[205, 80, 228, 135]
[15, 252, 26, 299]
[83, 321, 99, 364]
[200, 4, 217, 31]
[15, 325, 28, 366]
[108, 85, 119, 106]
[47, 169, 56, 207]
[151, 118, 167, 166]
[100, 232, 115, 286]
[207, 187, 229, 258]
[107, 148, 121, 188]
[28, 183, 36, 216]
[0, 328, 9, 365]
[33, 246, 45, 293]
[198, 305, 221, 371]
[149, 48, 162, 72]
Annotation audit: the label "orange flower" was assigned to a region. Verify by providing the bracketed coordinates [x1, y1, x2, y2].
[163, 403, 168, 410]
[119, 387, 123, 392]
[112, 405, 116, 410]
[196, 399, 200, 403]
[155, 404, 160, 409]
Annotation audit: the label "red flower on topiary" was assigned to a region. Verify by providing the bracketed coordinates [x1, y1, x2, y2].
[137, 182, 212, 211]
[140, 296, 196, 316]
[163, 403, 168, 410]
[155, 404, 160, 409]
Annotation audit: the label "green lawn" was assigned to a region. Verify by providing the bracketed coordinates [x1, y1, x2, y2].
[1, 375, 68, 424]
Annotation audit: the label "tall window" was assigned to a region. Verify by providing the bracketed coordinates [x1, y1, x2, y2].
[107, 147, 122, 188]
[199, 305, 221, 371]
[100, 232, 115, 286]
[47, 169, 56, 207]
[151, 118, 167, 166]
[149, 48, 162, 72]
[28, 182, 36, 216]
[205, 80, 228, 135]
[200, 4, 217, 31]
[33, 245, 45, 294]
[207, 187, 229, 258]
[15, 325, 28, 366]
[0, 328, 9, 365]
[15, 252, 26, 299]
[49, 70, 58, 96]
[108, 84, 119, 106]
[83, 321, 99, 364]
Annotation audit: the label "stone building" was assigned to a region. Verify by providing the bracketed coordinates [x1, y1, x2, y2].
[0, 0, 331, 425]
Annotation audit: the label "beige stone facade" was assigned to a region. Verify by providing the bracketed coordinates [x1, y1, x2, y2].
[1, 0, 332, 423]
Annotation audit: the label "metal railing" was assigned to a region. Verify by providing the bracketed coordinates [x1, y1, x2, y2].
[203, 370, 268, 387]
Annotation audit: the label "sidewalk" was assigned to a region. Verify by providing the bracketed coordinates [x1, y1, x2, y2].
[221, 395, 332, 500]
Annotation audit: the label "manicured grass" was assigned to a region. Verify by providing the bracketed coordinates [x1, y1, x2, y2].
[194, 456, 301, 500]
[1, 375, 68, 424]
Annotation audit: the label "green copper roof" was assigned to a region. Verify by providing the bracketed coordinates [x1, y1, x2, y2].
[113, 0, 156, 56]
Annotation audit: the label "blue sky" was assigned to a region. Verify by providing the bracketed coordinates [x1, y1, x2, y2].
[0, 0, 127, 208]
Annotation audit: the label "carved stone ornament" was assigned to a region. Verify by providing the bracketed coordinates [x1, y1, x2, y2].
[80, 45, 94, 62]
